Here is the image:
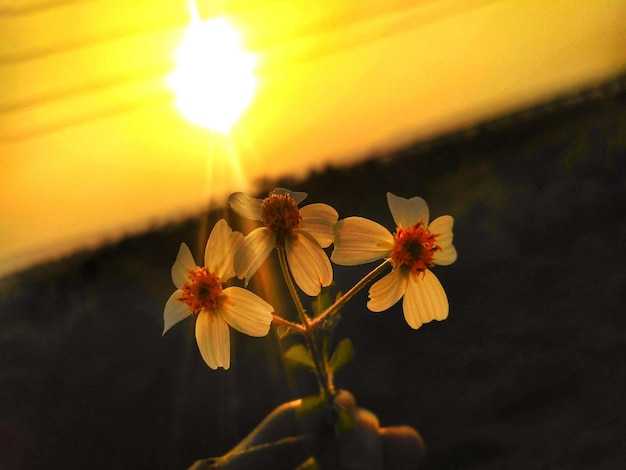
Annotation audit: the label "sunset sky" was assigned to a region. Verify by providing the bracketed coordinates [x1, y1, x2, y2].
[1, 1, 625, 277]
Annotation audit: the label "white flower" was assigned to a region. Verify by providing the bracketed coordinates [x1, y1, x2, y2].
[332, 193, 457, 329]
[163, 219, 274, 369]
[228, 188, 338, 296]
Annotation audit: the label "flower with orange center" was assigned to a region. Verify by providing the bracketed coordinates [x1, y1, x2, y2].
[177, 267, 223, 313]
[261, 193, 302, 237]
[331, 193, 457, 329]
[163, 219, 274, 369]
[228, 188, 338, 296]
[390, 221, 442, 274]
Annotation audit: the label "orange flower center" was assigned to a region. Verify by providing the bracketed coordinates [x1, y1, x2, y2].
[177, 267, 223, 314]
[390, 221, 441, 274]
[261, 193, 302, 237]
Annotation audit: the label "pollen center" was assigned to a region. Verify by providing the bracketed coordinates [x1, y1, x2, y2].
[390, 221, 441, 274]
[177, 267, 223, 314]
[261, 194, 302, 237]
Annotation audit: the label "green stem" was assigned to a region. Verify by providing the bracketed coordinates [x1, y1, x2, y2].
[321, 336, 334, 396]
[276, 245, 309, 328]
[310, 259, 392, 329]
[276, 244, 334, 398]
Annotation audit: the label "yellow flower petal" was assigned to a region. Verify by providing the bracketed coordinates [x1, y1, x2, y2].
[367, 267, 408, 312]
[195, 310, 230, 370]
[205, 219, 243, 279]
[171, 242, 196, 288]
[429, 215, 457, 266]
[219, 287, 273, 337]
[402, 269, 448, 329]
[228, 191, 263, 220]
[163, 289, 192, 335]
[286, 230, 333, 296]
[387, 192, 429, 228]
[331, 217, 394, 265]
[300, 203, 339, 248]
[234, 227, 276, 283]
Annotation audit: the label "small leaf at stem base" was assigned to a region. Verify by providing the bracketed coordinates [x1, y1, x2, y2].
[297, 394, 326, 418]
[329, 338, 355, 373]
[284, 343, 316, 370]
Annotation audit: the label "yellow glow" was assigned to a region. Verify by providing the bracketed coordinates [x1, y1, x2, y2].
[168, 5, 257, 133]
[2, 1, 625, 278]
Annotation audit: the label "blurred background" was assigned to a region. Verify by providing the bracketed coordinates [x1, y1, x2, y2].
[2, 0, 625, 276]
[1, 1, 626, 469]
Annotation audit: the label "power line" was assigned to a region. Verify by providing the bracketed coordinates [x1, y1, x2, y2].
[2, 91, 174, 143]
[0, 0, 452, 65]
[0, 64, 172, 114]
[0, 0, 287, 62]
[0, 0, 86, 16]
[0, 22, 184, 65]
[1, 0, 503, 142]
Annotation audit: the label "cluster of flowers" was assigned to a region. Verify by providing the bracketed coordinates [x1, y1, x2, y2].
[164, 188, 456, 370]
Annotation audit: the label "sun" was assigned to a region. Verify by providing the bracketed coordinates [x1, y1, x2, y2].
[168, 5, 257, 134]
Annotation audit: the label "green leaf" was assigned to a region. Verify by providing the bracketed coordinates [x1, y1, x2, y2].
[329, 338, 355, 373]
[276, 325, 293, 339]
[297, 394, 326, 418]
[335, 404, 355, 434]
[311, 288, 335, 316]
[284, 344, 316, 370]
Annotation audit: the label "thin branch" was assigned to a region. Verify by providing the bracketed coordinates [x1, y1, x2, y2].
[310, 259, 392, 329]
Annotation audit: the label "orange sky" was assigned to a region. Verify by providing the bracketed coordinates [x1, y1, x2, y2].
[1, 1, 626, 277]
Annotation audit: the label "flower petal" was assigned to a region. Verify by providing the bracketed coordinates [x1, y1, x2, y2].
[195, 311, 231, 370]
[331, 217, 394, 265]
[171, 242, 196, 289]
[205, 219, 244, 279]
[429, 215, 457, 266]
[228, 192, 263, 220]
[387, 193, 429, 228]
[163, 289, 192, 335]
[367, 267, 408, 312]
[272, 187, 307, 205]
[234, 227, 276, 283]
[286, 230, 333, 296]
[219, 287, 273, 337]
[299, 203, 339, 248]
[402, 269, 448, 329]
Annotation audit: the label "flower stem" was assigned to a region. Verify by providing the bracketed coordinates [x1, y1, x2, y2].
[310, 259, 392, 329]
[276, 244, 334, 398]
[271, 314, 306, 334]
[276, 246, 309, 327]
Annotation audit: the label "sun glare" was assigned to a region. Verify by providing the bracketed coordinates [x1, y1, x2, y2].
[168, 5, 257, 133]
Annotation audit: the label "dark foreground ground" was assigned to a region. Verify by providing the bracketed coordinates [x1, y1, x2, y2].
[1, 79, 626, 469]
